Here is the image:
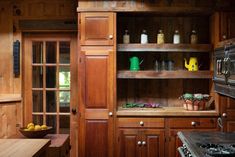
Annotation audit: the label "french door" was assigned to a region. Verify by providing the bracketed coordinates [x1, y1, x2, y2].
[23, 33, 78, 156]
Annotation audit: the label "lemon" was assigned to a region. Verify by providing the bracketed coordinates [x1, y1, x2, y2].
[27, 123, 34, 129]
[41, 124, 47, 130]
[34, 125, 42, 131]
[28, 125, 34, 131]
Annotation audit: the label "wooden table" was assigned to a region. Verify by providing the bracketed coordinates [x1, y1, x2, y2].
[8, 134, 70, 157]
[0, 139, 50, 157]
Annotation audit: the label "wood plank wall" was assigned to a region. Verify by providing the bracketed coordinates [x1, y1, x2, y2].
[0, 0, 76, 138]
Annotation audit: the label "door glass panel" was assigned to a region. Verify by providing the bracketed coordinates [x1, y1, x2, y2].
[32, 42, 43, 63]
[46, 42, 56, 63]
[46, 66, 56, 88]
[46, 91, 56, 112]
[32, 66, 43, 88]
[27, 36, 72, 134]
[59, 42, 70, 64]
[32, 90, 43, 112]
[60, 91, 70, 112]
[47, 115, 56, 133]
[59, 115, 70, 134]
[33, 115, 43, 125]
[59, 66, 70, 89]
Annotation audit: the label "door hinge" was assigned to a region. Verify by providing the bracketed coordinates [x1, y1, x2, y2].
[165, 137, 171, 142]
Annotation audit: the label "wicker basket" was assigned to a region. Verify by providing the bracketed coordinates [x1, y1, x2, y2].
[183, 99, 207, 111]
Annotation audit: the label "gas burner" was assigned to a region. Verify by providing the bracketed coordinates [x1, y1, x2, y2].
[196, 143, 235, 157]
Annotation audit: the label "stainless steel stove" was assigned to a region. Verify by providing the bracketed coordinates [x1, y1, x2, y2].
[178, 131, 235, 157]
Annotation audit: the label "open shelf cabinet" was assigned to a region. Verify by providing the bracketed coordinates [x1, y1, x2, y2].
[116, 12, 217, 114]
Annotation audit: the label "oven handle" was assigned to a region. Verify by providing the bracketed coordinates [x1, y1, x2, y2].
[177, 147, 187, 157]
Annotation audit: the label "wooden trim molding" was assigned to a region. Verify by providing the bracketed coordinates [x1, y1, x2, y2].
[0, 94, 22, 103]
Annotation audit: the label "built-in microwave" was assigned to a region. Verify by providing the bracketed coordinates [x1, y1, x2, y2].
[214, 43, 235, 98]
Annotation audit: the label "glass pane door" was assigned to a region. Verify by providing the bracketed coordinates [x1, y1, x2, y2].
[32, 40, 71, 134]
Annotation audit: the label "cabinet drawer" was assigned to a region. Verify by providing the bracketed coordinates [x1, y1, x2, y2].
[168, 118, 217, 129]
[117, 118, 164, 128]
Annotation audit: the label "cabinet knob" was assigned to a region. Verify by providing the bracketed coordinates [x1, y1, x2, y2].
[109, 35, 113, 39]
[191, 121, 196, 126]
[137, 141, 142, 145]
[222, 34, 227, 40]
[139, 121, 144, 126]
[142, 141, 146, 145]
[108, 112, 113, 116]
[222, 113, 227, 118]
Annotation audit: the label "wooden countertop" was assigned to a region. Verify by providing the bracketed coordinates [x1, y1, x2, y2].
[117, 107, 219, 117]
[0, 139, 50, 157]
[0, 94, 22, 103]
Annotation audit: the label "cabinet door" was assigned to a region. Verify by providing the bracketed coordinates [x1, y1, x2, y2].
[220, 12, 235, 40]
[79, 48, 114, 157]
[168, 130, 183, 157]
[118, 129, 141, 157]
[80, 12, 114, 45]
[141, 130, 165, 157]
[219, 95, 235, 132]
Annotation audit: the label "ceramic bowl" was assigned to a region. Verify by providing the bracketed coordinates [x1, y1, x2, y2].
[19, 127, 52, 138]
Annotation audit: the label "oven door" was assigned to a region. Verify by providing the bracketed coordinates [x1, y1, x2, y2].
[228, 50, 235, 85]
[214, 44, 235, 98]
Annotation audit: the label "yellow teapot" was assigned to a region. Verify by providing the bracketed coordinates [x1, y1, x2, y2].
[184, 57, 198, 71]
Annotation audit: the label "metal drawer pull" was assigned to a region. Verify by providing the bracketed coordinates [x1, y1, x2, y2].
[137, 141, 142, 145]
[139, 121, 144, 126]
[191, 121, 196, 126]
[222, 113, 227, 118]
[142, 141, 146, 145]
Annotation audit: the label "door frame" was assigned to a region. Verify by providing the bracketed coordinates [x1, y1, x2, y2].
[22, 33, 78, 157]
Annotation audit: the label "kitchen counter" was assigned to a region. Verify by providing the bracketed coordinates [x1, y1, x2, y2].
[177, 131, 235, 157]
[117, 107, 219, 117]
[0, 139, 50, 157]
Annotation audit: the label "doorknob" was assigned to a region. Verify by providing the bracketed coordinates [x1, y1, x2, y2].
[72, 108, 77, 115]
[137, 141, 142, 146]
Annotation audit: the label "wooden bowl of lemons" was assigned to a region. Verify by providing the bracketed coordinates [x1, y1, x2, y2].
[19, 123, 52, 138]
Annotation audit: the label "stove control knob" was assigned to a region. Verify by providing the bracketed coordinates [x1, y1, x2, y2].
[222, 113, 227, 118]
[191, 121, 196, 126]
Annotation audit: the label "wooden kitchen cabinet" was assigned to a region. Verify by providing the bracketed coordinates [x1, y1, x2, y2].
[167, 118, 218, 157]
[80, 12, 114, 45]
[117, 118, 165, 157]
[78, 11, 115, 157]
[220, 12, 235, 41]
[78, 48, 114, 157]
[219, 94, 235, 132]
[117, 129, 164, 157]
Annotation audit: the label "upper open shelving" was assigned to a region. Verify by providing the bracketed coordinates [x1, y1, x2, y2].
[117, 70, 212, 79]
[117, 43, 212, 52]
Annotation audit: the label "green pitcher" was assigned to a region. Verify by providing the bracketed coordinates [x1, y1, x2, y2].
[130, 56, 143, 71]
